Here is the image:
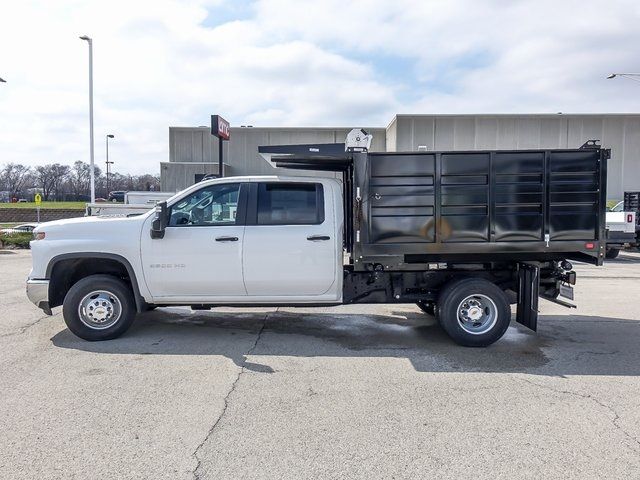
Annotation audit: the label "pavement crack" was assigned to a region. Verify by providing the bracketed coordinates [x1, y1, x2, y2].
[517, 376, 640, 453]
[190, 309, 272, 480]
[0, 314, 50, 339]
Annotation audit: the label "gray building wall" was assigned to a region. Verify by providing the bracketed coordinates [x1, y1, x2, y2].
[164, 115, 639, 199]
[386, 114, 640, 200]
[163, 126, 386, 191]
[160, 162, 221, 192]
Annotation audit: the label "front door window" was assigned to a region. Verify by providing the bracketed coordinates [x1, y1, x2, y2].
[169, 183, 240, 227]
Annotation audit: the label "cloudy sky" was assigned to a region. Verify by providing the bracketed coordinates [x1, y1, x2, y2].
[0, 0, 639, 174]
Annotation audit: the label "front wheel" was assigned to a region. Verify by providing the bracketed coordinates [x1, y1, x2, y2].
[437, 278, 511, 347]
[62, 274, 136, 341]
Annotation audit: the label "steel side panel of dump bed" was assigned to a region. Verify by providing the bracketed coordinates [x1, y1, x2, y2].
[354, 148, 607, 265]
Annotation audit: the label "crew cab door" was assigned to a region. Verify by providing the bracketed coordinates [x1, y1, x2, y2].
[141, 182, 247, 298]
[242, 181, 338, 297]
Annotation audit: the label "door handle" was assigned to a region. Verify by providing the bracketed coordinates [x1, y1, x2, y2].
[307, 235, 331, 241]
[215, 236, 239, 242]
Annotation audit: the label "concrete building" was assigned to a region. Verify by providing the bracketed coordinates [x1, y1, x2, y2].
[162, 114, 640, 199]
[161, 126, 386, 192]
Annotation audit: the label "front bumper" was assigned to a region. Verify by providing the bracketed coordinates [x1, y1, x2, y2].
[26, 279, 52, 315]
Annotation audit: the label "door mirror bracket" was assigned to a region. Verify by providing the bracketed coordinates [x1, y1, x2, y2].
[150, 201, 168, 239]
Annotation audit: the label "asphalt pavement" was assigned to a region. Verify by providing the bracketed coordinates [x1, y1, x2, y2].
[1, 249, 640, 479]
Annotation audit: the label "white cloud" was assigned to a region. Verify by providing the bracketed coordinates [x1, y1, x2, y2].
[0, 0, 638, 174]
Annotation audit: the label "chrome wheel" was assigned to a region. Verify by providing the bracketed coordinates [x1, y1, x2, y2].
[456, 294, 498, 335]
[77, 290, 122, 330]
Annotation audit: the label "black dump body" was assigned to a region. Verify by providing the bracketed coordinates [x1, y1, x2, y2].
[259, 142, 609, 269]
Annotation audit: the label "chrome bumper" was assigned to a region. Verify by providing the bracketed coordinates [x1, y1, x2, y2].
[26, 279, 52, 315]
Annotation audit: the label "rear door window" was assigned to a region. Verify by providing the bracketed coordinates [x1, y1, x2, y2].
[256, 183, 324, 225]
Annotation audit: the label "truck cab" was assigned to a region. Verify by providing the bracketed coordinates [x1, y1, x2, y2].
[27, 176, 345, 341]
[140, 176, 343, 303]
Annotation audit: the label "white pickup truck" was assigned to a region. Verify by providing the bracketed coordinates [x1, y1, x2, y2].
[27, 133, 607, 347]
[605, 201, 637, 259]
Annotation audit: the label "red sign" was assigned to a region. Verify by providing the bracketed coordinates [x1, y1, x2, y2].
[211, 115, 230, 140]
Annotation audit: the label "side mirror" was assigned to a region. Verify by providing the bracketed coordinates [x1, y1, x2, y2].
[150, 201, 168, 239]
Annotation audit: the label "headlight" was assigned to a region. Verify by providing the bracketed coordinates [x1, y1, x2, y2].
[33, 232, 46, 240]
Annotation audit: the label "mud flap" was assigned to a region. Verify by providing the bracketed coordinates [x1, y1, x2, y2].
[516, 264, 540, 331]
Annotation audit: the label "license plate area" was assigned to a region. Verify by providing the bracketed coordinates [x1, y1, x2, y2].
[559, 284, 574, 300]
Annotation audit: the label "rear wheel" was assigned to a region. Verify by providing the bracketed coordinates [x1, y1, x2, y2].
[62, 274, 136, 341]
[605, 248, 620, 259]
[437, 278, 511, 347]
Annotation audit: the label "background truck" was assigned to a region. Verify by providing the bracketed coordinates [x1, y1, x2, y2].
[605, 199, 637, 258]
[85, 191, 174, 217]
[27, 131, 608, 347]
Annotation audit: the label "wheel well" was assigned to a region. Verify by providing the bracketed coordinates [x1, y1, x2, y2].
[49, 257, 137, 309]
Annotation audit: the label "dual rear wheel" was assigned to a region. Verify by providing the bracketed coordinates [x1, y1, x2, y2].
[417, 278, 511, 347]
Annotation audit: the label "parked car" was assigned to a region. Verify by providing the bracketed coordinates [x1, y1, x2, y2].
[108, 191, 126, 203]
[1, 223, 39, 235]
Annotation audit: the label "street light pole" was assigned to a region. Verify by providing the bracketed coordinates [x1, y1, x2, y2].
[106, 134, 114, 194]
[607, 73, 640, 83]
[80, 35, 95, 203]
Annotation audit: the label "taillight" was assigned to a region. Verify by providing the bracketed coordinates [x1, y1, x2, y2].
[627, 214, 633, 223]
[585, 242, 595, 250]
[33, 232, 45, 241]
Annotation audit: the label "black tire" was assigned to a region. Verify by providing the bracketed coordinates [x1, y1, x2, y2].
[416, 300, 436, 316]
[436, 278, 511, 347]
[605, 248, 620, 259]
[62, 274, 136, 341]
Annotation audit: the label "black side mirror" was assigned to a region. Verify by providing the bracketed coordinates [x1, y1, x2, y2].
[150, 201, 168, 239]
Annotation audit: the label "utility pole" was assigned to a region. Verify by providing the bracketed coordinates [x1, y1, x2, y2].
[80, 35, 96, 202]
[106, 134, 114, 194]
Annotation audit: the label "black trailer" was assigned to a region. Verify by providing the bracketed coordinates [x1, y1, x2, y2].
[259, 136, 609, 346]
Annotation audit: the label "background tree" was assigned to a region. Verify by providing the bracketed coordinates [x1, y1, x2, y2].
[67, 161, 101, 199]
[1, 160, 160, 202]
[0, 163, 32, 198]
[35, 164, 70, 200]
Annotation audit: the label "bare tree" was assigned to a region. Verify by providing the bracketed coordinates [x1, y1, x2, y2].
[68, 161, 101, 199]
[132, 174, 160, 191]
[35, 164, 70, 200]
[0, 163, 32, 198]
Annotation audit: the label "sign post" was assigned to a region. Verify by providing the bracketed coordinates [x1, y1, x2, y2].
[211, 115, 230, 178]
[34, 193, 42, 223]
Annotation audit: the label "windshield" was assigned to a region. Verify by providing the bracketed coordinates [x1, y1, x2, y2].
[610, 201, 624, 212]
